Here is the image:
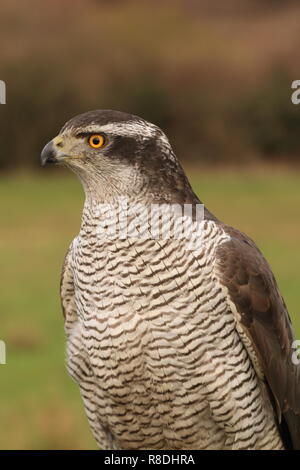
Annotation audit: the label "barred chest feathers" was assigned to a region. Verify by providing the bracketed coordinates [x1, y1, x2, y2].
[66, 206, 283, 450]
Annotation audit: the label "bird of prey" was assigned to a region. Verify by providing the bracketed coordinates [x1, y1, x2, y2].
[41, 110, 300, 450]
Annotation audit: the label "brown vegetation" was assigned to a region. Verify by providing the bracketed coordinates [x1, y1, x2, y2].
[1, 0, 300, 169]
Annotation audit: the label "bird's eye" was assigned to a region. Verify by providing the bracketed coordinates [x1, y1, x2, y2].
[88, 134, 105, 149]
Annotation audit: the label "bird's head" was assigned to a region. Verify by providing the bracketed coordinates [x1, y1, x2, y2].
[41, 110, 195, 204]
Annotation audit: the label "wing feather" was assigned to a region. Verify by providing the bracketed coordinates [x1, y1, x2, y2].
[60, 244, 77, 333]
[216, 225, 300, 449]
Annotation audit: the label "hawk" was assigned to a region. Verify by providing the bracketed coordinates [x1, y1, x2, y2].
[41, 110, 300, 450]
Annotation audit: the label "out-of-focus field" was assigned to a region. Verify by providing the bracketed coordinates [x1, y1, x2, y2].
[0, 169, 299, 449]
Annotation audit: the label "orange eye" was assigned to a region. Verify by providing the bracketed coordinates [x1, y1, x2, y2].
[88, 134, 105, 149]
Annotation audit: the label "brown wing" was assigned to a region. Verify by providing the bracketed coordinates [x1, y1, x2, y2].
[216, 225, 300, 449]
[60, 245, 77, 333]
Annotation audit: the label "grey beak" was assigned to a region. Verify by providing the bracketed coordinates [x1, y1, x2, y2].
[40, 141, 58, 166]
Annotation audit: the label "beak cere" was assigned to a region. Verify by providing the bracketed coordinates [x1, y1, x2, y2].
[40, 141, 59, 166]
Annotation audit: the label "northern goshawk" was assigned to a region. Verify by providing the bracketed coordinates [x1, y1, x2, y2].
[41, 110, 300, 450]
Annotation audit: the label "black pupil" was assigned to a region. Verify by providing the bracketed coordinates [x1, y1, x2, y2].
[93, 137, 100, 145]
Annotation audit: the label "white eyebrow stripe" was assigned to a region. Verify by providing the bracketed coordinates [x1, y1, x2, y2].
[76, 121, 159, 139]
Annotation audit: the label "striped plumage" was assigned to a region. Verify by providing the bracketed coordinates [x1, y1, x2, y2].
[41, 110, 300, 450]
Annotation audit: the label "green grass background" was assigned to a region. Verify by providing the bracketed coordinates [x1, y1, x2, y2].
[0, 169, 299, 449]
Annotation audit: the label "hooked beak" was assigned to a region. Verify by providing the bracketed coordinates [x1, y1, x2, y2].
[40, 140, 67, 166]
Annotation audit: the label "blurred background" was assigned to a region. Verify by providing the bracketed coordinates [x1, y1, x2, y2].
[0, 0, 299, 449]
